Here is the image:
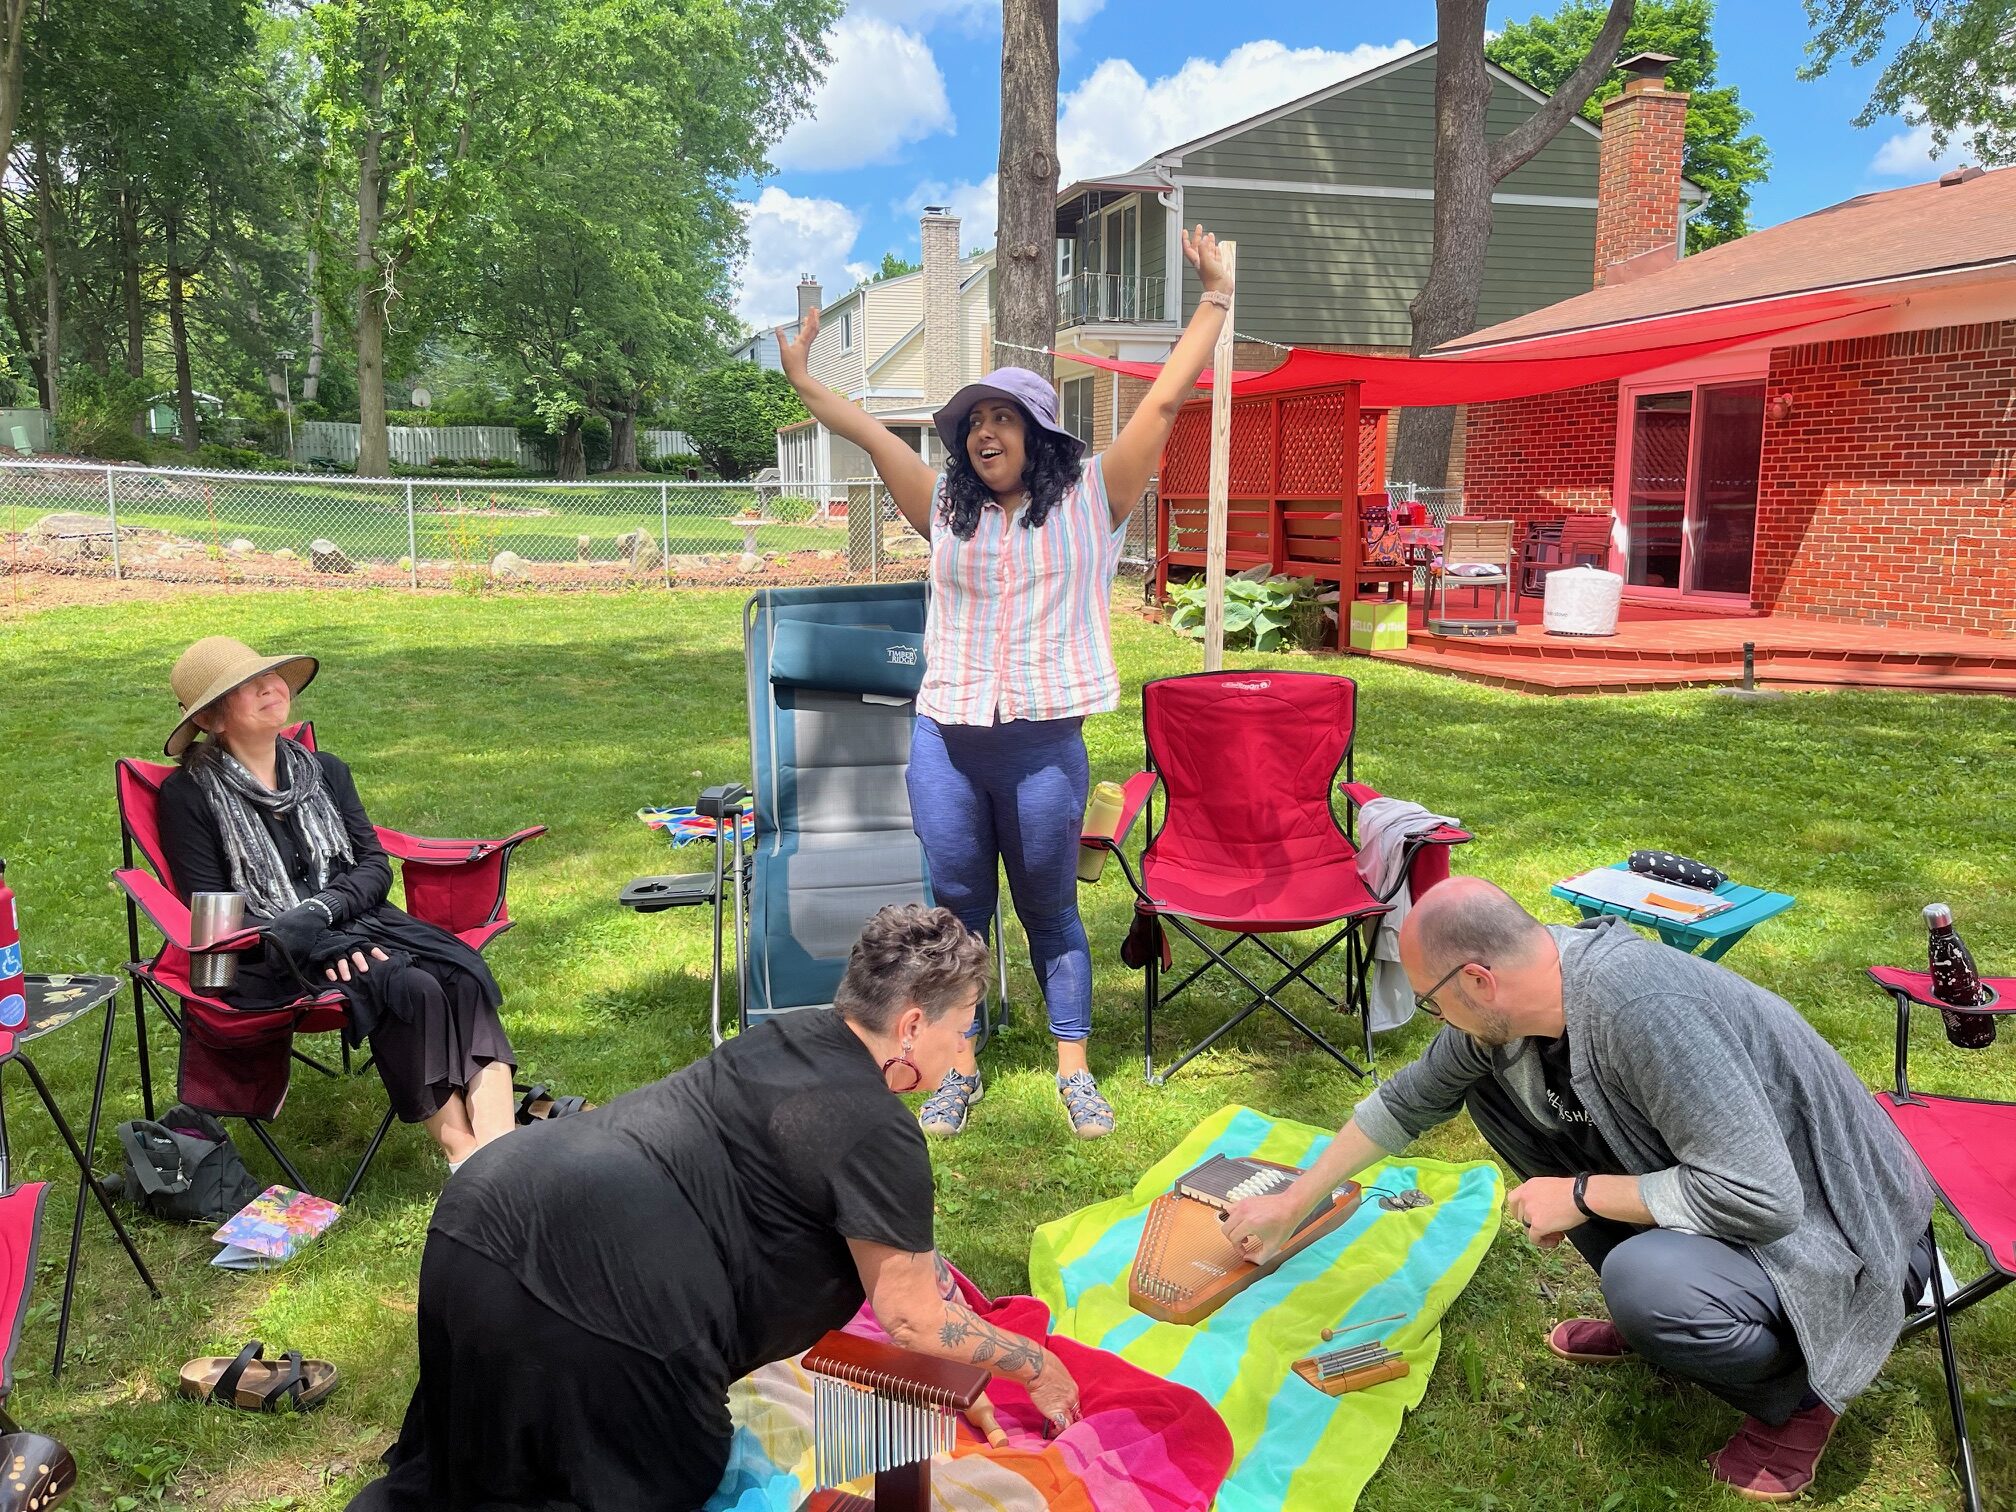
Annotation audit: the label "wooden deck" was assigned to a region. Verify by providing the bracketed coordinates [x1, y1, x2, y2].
[1367, 598, 2016, 695]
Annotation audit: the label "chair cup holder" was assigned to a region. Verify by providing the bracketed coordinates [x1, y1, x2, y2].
[619, 873, 719, 913]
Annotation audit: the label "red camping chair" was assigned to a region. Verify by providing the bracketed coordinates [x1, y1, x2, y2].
[1866, 966, 2015, 1512]
[1083, 671, 1472, 1084]
[115, 722, 545, 1202]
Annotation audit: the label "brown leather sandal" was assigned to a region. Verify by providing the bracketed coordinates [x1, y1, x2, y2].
[178, 1341, 339, 1413]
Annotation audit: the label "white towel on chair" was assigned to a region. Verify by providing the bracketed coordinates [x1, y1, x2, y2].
[1355, 797, 1461, 1033]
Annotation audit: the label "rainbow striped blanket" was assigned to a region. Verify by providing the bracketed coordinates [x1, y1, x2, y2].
[1030, 1106, 1503, 1512]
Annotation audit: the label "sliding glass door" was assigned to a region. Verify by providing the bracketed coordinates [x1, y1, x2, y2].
[1622, 380, 1764, 598]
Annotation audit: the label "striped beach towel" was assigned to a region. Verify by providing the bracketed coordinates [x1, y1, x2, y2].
[1030, 1105, 1504, 1512]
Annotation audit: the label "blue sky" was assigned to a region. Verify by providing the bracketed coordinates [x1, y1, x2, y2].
[731, 1, 1971, 330]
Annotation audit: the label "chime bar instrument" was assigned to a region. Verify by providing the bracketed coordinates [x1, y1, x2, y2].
[1129, 1154, 1363, 1326]
[1291, 1341, 1411, 1396]
[795, 1330, 990, 1512]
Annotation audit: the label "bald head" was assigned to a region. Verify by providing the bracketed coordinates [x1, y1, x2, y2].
[1403, 877, 1550, 978]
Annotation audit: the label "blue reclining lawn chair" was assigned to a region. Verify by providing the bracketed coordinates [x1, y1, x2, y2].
[624, 583, 1006, 1040]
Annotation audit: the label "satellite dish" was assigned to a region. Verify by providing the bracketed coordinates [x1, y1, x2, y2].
[411, 388, 432, 409]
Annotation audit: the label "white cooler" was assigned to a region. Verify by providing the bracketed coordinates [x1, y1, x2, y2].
[1543, 566, 1624, 637]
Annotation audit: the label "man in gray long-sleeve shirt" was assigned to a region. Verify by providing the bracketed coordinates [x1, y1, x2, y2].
[1224, 878, 1933, 1504]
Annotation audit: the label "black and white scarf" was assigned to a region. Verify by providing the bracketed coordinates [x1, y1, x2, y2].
[189, 737, 354, 918]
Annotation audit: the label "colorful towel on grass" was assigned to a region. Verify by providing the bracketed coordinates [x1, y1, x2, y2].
[707, 1268, 1233, 1512]
[1029, 1106, 1503, 1512]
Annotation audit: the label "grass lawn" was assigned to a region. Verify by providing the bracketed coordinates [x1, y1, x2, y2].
[0, 586, 2010, 1511]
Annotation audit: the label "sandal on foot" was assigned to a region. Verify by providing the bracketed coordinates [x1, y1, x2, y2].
[1057, 1071, 1114, 1139]
[0, 1432, 75, 1511]
[179, 1341, 339, 1413]
[918, 1070, 982, 1137]
[516, 1083, 592, 1123]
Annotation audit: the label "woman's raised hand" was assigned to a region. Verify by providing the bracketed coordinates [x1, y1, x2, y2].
[1181, 225, 1233, 296]
[776, 307, 820, 382]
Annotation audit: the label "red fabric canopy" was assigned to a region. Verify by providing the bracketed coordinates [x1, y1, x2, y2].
[1057, 290, 1885, 408]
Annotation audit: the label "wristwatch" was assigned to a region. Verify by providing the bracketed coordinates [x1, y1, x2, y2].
[1572, 1172, 1595, 1219]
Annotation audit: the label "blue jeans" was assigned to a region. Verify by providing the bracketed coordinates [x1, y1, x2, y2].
[907, 716, 1092, 1041]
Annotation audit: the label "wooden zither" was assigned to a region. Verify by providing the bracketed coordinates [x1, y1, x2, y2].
[795, 1330, 989, 1512]
[1130, 1154, 1363, 1325]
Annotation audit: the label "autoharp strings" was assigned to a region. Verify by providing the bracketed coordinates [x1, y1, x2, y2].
[810, 1375, 957, 1490]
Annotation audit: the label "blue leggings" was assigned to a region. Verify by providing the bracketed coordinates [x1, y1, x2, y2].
[907, 716, 1092, 1041]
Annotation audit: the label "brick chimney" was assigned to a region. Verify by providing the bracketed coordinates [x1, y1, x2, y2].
[795, 274, 822, 323]
[1594, 53, 1689, 287]
[921, 207, 963, 406]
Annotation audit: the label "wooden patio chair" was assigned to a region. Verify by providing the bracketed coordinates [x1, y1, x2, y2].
[1429, 519, 1516, 623]
[1517, 513, 1612, 601]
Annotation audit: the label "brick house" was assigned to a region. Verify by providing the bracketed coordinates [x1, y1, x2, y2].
[1449, 62, 2016, 640]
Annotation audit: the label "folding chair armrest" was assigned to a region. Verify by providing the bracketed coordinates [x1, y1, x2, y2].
[1339, 782, 1474, 845]
[374, 825, 548, 866]
[1080, 771, 1158, 851]
[696, 783, 751, 818]
[112, 868, 262, 954]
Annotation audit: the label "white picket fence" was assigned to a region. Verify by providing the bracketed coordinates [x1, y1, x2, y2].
[293, 420, 697, 471]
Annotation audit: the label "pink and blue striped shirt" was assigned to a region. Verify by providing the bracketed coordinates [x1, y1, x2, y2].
[917, 457, 1130, 726]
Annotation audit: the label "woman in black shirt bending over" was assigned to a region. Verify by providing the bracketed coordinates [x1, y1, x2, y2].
[352, 904, 1084, 1512]
[157, 637, 517, 1171]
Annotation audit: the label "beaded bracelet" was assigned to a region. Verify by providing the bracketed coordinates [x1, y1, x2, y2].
[1199, 289, 1232, 310]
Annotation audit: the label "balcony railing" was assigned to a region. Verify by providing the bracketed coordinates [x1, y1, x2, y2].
[1056, 272, 1168, 328]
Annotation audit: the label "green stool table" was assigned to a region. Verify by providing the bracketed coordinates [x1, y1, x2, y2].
[1550, 862, 1796, 961]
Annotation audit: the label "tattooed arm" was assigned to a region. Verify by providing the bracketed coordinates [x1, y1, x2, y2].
[849, 1239, 1082, 1430]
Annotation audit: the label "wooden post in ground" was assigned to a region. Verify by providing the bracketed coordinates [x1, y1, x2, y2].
[1201, 240, 1238, 672]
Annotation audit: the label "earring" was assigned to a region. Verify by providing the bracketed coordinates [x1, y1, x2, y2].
[882, 1040, 923, 1093]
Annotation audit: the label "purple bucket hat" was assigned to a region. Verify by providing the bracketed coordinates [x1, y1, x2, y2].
[932, 367, 1087, 462]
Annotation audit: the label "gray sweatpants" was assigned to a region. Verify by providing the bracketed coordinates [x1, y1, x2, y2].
[1466, 1079, 1935, 1423]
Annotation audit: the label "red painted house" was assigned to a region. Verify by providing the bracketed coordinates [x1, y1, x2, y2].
[1449, 63, 2015, 642]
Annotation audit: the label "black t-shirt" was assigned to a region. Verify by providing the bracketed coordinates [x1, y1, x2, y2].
[434, 1010, 934, 1379]
[1534, 1032, 1620, 1172]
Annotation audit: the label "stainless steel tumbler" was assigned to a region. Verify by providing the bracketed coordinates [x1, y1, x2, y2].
[188, 891, 246, 992]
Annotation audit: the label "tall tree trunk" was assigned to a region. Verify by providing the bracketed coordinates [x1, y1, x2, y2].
[1393, 0, 1635, 490]
[34, 134, 59, 417]
[555, 413, 586, 481]
[0, 0, 28, 182]
[354, 38, 391, 476]
[165, 215, 199, 453]
[303, 234, 324, 403]
[993, 0, 1059, 380]
[119, 180, 144, 378]
[606, 399, 639, 472]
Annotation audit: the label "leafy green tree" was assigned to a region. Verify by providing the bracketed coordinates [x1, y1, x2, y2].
[673, 366, 807, 480]
[1801, 0, 2016, 165]
[1489, 0, 1769, 251]
[859, 251, 921, 287]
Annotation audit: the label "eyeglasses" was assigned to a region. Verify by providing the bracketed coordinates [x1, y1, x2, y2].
[1414, 960, 1479, 1021]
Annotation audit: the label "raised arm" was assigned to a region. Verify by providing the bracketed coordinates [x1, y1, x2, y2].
[1095, 227, 1235, 524]
[778, 309, 939, 537]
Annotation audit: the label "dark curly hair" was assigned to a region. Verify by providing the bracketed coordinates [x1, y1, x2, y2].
[937, 400, 1083, 540]
[833, 904, 990, 1034]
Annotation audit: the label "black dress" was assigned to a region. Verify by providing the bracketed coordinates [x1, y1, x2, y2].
[349, 1009, 936, 1512]
[158, 751, 515, 1124]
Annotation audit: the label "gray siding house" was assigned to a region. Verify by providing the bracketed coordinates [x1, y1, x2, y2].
[1036, 43, 1706, 458]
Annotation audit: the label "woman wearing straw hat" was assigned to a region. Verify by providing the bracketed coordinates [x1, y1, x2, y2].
[777, 227, 1235, 1140]
[156, 636, 519, 1173]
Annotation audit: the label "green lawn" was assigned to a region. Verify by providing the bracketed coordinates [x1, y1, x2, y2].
[0, 588, 2010, 1511]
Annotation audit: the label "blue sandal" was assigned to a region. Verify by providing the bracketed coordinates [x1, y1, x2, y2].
[918, 1070, 983, 1137]
[1057, 1071, 1114, 1139]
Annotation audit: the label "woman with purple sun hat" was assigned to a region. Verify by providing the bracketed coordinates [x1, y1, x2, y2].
[779, 226, 1235, 1141]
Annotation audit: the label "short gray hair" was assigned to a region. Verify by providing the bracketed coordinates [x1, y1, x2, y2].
[833, 904, 989, 1033]
[1413, 881, 1548, 976]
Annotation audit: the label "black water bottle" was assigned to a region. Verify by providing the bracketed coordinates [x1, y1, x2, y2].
[1925, 903, 1996, 1049]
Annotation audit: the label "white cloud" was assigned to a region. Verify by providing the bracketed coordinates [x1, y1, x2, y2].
[1868, 120, 1969, 177]
[773, 17, 953, 172]
[844, 0, 1104, 32]
[1057, 38, 1418, 187]
[901, 174, 1000, 251]
[734, 187, 876, 329]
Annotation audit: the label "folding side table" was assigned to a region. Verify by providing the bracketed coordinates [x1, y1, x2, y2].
[1550, 862, 1796, 962]
[6, 975, 159, 1377]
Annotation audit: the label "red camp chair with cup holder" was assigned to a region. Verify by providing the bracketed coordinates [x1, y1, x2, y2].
[1081, 671, 1471, 1084]
[114, 722, 544, 1202]
[1866, 964, 2016, 1512]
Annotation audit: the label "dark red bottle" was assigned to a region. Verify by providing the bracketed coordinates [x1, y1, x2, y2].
[1925, 903, 1996, 1049]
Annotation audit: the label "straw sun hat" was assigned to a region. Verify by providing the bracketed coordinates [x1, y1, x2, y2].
[165, 636, 318, 758]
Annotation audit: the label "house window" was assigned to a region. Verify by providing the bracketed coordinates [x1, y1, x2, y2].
[1056, 237, 1075, 280]
[1622, 381, 1764, 597]
[839, 310, 855, 352]
[1061, 376, 1093, 445]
